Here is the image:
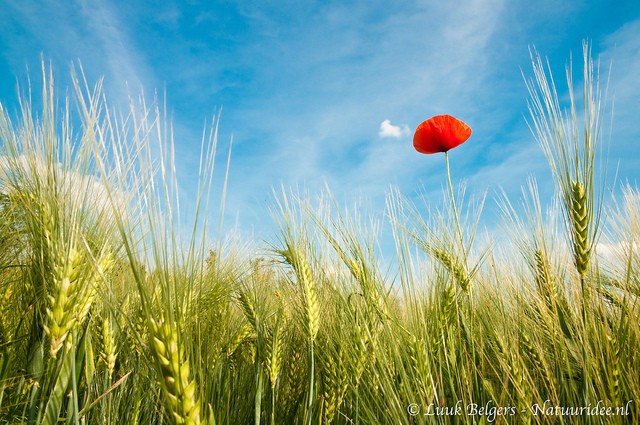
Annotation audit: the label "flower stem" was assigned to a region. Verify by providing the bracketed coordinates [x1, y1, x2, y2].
[445, 151, 464, 251]
[445, 150, 480, 401]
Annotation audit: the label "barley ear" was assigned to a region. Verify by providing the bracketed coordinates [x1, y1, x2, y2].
[607, 332, 620, 401]
[533, 249, 558, 310]
[408, 336, 433, 405]
[99, 316, 118, 378]
[320, 346, 348, 424]
[237, 289, 259, 334]
[432, 248, 470, 293]
[44, 246, 84, 358]
[570, 181, 591, 277]
[265, 315, 285, 390]
[350, 323, 369, 389]
[280, 247, 319, 343]
[149, 317, 202, 425]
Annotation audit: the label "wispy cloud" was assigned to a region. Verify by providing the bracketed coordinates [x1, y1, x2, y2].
[0, 0, 155, 110]
[76, 0, 154, 97]
[598, 18, 640, 185]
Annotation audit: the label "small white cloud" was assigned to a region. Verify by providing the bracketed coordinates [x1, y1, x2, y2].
[379, 119, 410, 139]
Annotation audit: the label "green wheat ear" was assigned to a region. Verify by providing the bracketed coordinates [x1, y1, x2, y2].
[280, 246, 319, 342]
[149, 317, 202, 425]
[99, 316, 118, 378]
[607, 332, 620, 401]
[432, 248, 470, 293]
[44, 246, 85, 358]
[264, 310, 286, 392]
[533, 249, 557, 310]
[320, 346, 349, 424]
[570, 180, 591, 277]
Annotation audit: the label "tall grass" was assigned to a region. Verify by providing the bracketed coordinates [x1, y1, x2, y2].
[1, 46, 639, 425]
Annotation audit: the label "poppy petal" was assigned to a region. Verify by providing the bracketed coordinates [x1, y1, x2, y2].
[413, 114, 472, 154]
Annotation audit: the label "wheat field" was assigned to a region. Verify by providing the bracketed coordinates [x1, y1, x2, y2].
[0, 47, 638, 424]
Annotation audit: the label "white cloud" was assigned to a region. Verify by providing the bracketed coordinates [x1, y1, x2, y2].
[0, 153, 130, 215]
[379, 119, 410, 139]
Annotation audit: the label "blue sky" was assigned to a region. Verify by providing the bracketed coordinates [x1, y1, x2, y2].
[1, 0, 640, 249]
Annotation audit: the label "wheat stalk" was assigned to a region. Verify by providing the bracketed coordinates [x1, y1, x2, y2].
[320, 346, 348, 424]
[279, 244, 318, 425]
[149, 317, 202, 425]
[227, 324, 255, 359]
[237, 289, 259, 335]
[408, 336, 433, 407]
[99, 316, 118, 378]
[432, 248, 470, 293]
[265, 318, 285, 391]
[280, 344, 305, 418]
[526, 43, 608, 409]
[533, 249, 558, 311]
[280, 246, 320, 343]
[44, 245, 84, 358]
[265, 315, 285, 425]
[570, 181, 592, 277]
[606, 331, 621, 402]
[350, 322, 369, 391]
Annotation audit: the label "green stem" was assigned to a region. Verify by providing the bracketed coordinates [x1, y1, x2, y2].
[255, 361, 263, 425]
[355, 388, 359, 425]
[445, 151, 480, 402]
[445, 152, 464, 253]
[270, 384, 276, 425]
[581, 273, 590, 423]
[305, 342, 315, 425]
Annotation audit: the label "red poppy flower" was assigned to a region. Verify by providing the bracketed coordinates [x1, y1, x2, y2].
[413, 114, 472, 154]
